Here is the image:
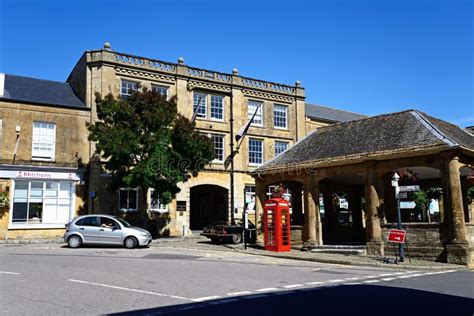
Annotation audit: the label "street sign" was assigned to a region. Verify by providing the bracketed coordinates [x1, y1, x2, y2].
[399, 185, 420, 192]
[397, 192, 408, 199]
[400, 201, 416, 209]
[387, 229, 406, 244]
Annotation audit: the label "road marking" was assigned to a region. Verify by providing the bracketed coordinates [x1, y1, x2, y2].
[227, 291, 252, 296]
[327, 279, 344, 283]
[256, 287, 279, 292]
[193, 295, 221, 302]
[282, 284, 303, 289]
[305, 281, 324, 285]
[346, 277, 362, 281]
[0, 271, 20, 275]
[362, 279, 381, 283]
[381, 277, 396, 281]
[68, 279, 191, 301]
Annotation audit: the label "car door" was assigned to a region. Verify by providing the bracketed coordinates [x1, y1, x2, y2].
[77, 216, 101, 243]
[98, 216, 123, 245]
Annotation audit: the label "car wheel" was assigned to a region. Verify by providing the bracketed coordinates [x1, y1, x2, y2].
[231, 234, 242, 244]
[68, 235, 82, 248]
[124, 236, 138, 249]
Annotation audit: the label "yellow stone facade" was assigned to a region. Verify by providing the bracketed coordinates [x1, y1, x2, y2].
[67, 48, 314, 236]
[0, 101, 90, 240]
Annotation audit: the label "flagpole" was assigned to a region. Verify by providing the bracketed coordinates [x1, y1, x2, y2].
[229, 83, 235, 225]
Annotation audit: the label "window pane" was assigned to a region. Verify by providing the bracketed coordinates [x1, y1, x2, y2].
[211, 134, 224, 161]
[151, 85, 168, 97]
[249, 139, 263, 164]
[128, 190, 137, 210]
[32, 122, 55, 159]
[248, 101, 263, 126]
[210, 95, 223, 120]
[273, 104, 287, 128]
[275, 141, 289, 156]
[119, 190, 128, 209]
[193, 93, 207, 118]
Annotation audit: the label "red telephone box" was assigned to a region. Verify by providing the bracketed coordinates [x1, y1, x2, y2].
[264, 198, 291, 252]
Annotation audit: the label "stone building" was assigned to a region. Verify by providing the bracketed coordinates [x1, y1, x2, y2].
[65, 44, 363, 236]
[253, 110, 474, 265]
[0, 74, 90, 240]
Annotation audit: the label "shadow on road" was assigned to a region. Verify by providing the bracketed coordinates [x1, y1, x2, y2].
[111, 284, 474, 316]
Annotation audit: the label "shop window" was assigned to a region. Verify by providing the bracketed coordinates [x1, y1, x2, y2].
[11, 180, 73, 225]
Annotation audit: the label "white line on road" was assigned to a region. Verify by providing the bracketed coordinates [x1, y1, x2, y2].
[227, 291, 252, 296]
[68, 279, 191, 301]
[256, 287, 279, 292]
[305, 281, 324, 285]
[193, 295, 221, 302]
[282, 284, 304, 289]
[327, 279, 344, 283]
[362, 279, 381, 283]
[0, 271, 20, 275]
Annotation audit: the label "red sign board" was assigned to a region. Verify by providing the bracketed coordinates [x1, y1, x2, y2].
[387, 229, 406, 244]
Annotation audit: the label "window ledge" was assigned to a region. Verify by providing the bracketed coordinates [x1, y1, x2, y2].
[8, 224, 66, 230]
[31, 157, 55, 162]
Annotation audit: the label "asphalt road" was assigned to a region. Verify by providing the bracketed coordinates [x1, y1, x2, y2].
[0, 244, 472, 315]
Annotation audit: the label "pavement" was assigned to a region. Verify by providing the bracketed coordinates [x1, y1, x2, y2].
[1, 235, 465, 270]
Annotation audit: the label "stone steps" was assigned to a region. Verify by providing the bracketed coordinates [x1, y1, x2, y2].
[310, 245, 367, 255]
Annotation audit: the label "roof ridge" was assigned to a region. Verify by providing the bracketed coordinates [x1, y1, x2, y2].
[313, 109, 417, 132]
[410, 110, 458, 147]
[305, 102, 368, 117]
[5, 73, 70, 86]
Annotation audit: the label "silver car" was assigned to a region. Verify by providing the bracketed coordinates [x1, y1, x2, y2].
[64, 214, 152, 249]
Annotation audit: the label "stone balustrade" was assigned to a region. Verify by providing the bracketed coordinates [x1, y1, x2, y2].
[103, 50, 300, 96]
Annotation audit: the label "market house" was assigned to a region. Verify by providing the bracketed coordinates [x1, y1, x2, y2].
[253, 110, 474, 266]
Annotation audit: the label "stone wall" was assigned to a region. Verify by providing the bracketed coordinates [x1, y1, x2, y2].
[382, 224, 446, 261]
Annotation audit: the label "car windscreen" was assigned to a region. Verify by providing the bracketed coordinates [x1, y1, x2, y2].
[115, 217, 132, 227]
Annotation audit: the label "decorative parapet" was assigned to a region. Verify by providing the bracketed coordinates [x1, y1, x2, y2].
[93, 50, 303, 97]
[242, 78, 295, 94]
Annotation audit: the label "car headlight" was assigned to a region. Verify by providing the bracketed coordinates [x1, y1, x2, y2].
[139, 232, 148, 237]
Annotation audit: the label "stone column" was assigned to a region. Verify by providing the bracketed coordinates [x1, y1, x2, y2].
[255, 180, 267, 242]
[446, 156, 467, 242]
[444, 156, 470, 265]
[303, 176, 318, 248]
[364, 163, 383, 255]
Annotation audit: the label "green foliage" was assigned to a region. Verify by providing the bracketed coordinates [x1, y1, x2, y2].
[468, 187, 474, 202]
[410, 191, 428, 211]
[88, 90, 215, 205]
[0, 191, 9, 208]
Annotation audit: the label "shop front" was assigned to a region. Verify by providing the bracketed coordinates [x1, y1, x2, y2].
[0, 168, 84, 240]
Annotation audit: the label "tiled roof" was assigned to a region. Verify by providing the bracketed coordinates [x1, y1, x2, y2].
[1, 74, 85, 109]
[305, 103, 367, 122]
[256, 110, 474, 173]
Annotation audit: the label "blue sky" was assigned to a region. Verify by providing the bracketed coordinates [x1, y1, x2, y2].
[1, 0, 472, 126]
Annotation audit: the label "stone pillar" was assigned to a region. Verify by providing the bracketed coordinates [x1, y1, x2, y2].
[255, 180, 266, 242]
[364, 163, 383, 255]
[303, 176, 318, 248]
[444, 156, 469, 265]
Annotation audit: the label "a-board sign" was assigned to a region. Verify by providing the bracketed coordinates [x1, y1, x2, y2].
[387, 229, 406, 244]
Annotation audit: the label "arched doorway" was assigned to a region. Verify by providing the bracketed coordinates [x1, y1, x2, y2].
[320, 175, 366, 245]
[190, 185, 228, 230]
